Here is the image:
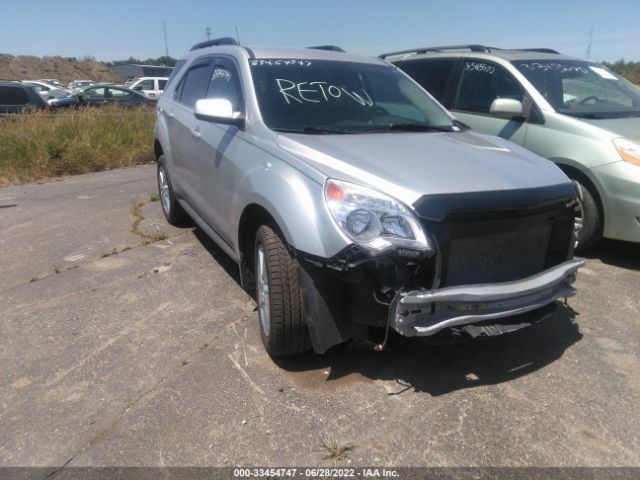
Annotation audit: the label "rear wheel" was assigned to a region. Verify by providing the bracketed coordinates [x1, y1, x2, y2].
[254, 225, 310, 356]
[157, 155, 190, 226]
[573, 179, 602, 251]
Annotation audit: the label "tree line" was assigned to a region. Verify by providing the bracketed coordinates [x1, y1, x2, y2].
[602, 60, 640, 85]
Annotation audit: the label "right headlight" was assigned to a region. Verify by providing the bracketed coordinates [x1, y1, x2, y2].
[613, 138, 640, 166]
[324, 178, 433, 254]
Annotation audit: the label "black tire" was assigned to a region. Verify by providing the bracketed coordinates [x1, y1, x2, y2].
[574, 179, 602, 252]
[157, 155, 190, 226]
[254, 224, 311, 356]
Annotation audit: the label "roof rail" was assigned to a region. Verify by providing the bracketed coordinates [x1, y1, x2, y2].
[306, 45, 345, 52]
[379, 44, 491, 59]
[517, 48, 561, 54]
[190, 37, 239, 51]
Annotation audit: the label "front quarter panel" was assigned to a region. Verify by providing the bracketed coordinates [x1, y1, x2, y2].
[231, 158, 350, 260]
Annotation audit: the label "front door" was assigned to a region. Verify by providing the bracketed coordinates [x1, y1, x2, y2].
[190, 57, 245, 242]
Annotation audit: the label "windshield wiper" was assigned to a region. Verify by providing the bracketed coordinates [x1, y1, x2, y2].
[561, 110, 640, 119]
[363, 123, 456, 133]
[272, 126, 356, 134]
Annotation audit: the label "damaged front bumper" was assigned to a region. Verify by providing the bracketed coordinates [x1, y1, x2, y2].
[390, 259, 585, 337]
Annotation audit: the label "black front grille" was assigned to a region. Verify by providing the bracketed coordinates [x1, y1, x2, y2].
[418, 196, 575, 288]
[444, 220, 552, 286]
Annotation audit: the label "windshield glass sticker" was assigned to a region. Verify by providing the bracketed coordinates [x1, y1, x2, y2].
[589, 66, 619, 80]
[275, 79, 373, 106]
[464, 62, 495, 74]
[250, 59, 313, 67]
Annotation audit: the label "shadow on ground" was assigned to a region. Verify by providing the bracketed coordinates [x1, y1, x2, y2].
[275, 306, 582, 397]
[193, 227, 242, 284]
[581, 238, 640, 270]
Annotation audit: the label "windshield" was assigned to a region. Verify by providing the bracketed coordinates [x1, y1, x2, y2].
[513, 60, 640, 118]
[249, 59, 456, 133]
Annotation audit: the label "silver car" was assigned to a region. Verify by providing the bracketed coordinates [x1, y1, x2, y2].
[154, 38, 584, 356]
[383, 45, 640, 248]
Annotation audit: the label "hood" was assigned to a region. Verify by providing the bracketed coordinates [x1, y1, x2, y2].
[277, 131, 570, 205]
[579, 116, 640, 141]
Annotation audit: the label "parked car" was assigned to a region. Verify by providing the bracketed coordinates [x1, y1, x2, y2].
[21, 81, 70, 103]
[154, 38, 584, 356]
[0, 81, 47, 113]
[37, 78, 65, 89]
[67, 80, 95, 93]
[50, 84, 155, 108]
[128, 77, 169, 98]
[383, 45, 640, 248]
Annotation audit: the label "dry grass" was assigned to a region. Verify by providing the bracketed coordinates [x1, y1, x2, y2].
[0, 105, 155, 186]
[320, 438, 354, 461]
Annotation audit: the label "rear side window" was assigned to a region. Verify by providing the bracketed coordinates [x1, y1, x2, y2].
[398, 59, 457, 106]
[179, 65, 211, 107]
[165, 60, 186, 89]
[453, 60, 525, 114]
[158, 79, 167, 90]
[0, 86, 30, 105]
[108, 88, 132, 98]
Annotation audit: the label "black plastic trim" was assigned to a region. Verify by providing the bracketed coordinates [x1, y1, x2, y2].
[413, 183, 578, 222]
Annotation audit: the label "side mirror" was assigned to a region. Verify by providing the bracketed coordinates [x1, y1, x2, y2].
[489, 98, 524, 119]
[194, 98, 244, 127]
[133, 85, 143, 91]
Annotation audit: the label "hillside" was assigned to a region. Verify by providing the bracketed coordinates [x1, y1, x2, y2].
[0, 54, 121, 83]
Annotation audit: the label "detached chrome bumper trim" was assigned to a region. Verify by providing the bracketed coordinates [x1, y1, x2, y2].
[391, 259, 585, 337]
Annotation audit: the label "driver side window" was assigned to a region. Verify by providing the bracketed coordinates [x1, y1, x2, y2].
[453, 60, 525, 114]
[206, 63, 241, 111]
[84, 88, 106, 99]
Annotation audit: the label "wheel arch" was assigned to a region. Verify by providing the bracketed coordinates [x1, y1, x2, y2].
[554, 161, 605, 221]
[237, 203, 279, 290]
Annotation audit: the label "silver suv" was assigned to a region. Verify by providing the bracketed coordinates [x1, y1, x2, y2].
[383, 45, 640, 249]
[154, 38, 584, 356]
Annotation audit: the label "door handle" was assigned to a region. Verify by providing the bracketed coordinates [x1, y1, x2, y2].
[191, 126, 201, 140]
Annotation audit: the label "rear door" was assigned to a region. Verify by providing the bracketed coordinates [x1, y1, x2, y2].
[157, 79, 168, 97]
[81, 87, 109, 105]
[449, 59, 533, 145]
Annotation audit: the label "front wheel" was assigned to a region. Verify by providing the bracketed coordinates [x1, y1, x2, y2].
[254, 225, 310, 356]
[573, 179, 602, 251]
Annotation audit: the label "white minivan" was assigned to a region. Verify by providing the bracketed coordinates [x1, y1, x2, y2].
[129, 77, 168, 98]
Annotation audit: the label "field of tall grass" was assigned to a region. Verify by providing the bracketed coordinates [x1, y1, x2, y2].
[0, 105, 155, 186]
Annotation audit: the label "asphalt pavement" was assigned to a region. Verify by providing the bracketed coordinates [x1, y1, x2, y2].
[1, 165, 639, 475]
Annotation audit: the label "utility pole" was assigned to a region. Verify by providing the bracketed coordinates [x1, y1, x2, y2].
[205, 27, 212, 41]
[163, 21, 169, 58]
[586, 25, 594, 59]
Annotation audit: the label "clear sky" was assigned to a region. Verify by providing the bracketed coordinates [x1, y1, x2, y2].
[1, 0, 639, 62]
